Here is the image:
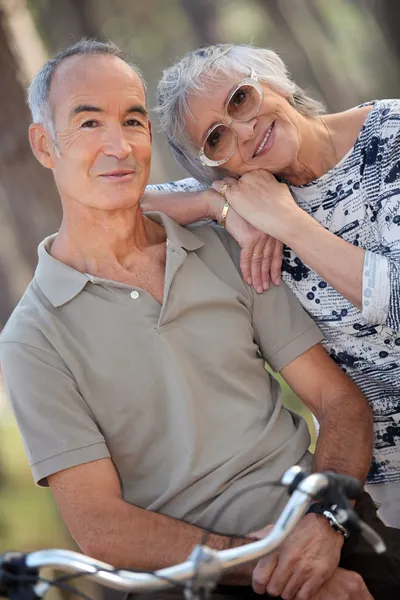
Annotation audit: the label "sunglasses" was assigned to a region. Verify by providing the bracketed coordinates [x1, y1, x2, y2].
[199, 69, 264, 168]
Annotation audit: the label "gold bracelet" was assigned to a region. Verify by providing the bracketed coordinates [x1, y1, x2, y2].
[219, 200, 230, 228]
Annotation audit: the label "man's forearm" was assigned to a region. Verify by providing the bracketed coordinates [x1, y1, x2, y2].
[312, 385, 374, 483]
[79, 497, 254, 584]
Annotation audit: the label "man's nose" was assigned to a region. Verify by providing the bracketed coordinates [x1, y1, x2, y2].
[102, 126, 131, 159]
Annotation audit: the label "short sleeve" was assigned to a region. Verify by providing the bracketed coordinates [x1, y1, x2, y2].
[0, 341, 110, 486]
[198, 224, 324, 371]
[251, 283, 324, 372]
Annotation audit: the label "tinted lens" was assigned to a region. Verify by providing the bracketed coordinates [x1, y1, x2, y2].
[227, 84, 261, 121]
[204, 124, 235, 162]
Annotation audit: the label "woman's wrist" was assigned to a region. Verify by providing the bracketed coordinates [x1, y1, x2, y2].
[279, 207, 313, 245]
[203, 188, 225, 221]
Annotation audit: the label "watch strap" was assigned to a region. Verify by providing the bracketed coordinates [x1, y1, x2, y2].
[307, 503, 349, 538]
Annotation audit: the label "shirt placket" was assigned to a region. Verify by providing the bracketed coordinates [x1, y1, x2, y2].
[157, 242, 188, 331]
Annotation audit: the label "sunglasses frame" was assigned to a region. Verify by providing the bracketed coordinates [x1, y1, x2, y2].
[199, 69, 264, 168]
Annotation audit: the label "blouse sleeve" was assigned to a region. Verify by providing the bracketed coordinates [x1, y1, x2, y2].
[362, 104, 400, 331]
[146, 178, 207, 193]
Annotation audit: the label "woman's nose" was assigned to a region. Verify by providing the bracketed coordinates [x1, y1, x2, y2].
[232, 117, 257, 142]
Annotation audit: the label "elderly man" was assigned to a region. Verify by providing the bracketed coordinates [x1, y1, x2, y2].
[0, 40, 398, 600]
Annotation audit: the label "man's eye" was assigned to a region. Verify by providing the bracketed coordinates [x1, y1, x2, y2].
[125, 119, 144, 127]
[81, 120, 98, 128]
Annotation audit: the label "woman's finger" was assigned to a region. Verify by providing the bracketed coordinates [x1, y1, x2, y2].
[251, 237, 267, 294]
[261, 237, 275, 291]
[270, 240, 283, 286]
[239, 245, 253, 286]
[211, 176, 238, 197]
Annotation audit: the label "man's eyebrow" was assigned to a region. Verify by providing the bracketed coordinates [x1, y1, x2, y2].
[69, 104, 148, 119]
[70, 105, 103, 118]
[126, 105, 148, 118]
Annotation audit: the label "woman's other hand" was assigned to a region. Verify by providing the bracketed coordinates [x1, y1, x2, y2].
[142, 184, 283, 292]
[225, 208, 282, 292]
[212, 170, 301, 242]
[208, 187, 282, 292]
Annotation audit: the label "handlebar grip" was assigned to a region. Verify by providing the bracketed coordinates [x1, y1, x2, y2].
[325, 472, 363, 500]
[0, 552, 38, 598]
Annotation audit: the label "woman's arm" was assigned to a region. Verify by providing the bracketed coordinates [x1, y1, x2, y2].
[143, 178, 284, 291]
[214, 169, 399, 328]
[143, 179, 218, 224]
[278, 210, 365, 311]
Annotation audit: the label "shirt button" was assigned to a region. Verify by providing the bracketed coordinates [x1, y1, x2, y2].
[130, 290, 140, 299]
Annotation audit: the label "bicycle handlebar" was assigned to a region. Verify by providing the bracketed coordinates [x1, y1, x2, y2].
[0, 467, 386, 598]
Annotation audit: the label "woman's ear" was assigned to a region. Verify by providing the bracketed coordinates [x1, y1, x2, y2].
[29, 123, 56, 169]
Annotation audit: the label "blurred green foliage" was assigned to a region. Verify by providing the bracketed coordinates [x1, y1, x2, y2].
[0, 404, 71, 553]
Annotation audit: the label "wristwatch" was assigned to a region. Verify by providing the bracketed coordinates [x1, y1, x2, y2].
[306, 503, 349, 538]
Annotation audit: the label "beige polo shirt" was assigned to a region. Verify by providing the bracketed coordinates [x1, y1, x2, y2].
[0, 213, 323, 535]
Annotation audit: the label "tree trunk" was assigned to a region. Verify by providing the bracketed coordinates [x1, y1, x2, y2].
[0, 5, 60, 327]
[369, 0, 400, 64]
[29, 0, 104, 52]
[258, 0, 360, 111]
[180, 0, 219, 46]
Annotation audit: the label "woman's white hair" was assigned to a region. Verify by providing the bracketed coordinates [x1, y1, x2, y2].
[156, 43, 325, 185]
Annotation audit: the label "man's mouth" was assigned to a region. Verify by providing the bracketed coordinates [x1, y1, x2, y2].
[100, 169, 135, 178]
[253, 122, 275, 157]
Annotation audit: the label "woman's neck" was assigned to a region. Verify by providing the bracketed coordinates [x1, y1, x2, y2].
[279, 105, 373, 187]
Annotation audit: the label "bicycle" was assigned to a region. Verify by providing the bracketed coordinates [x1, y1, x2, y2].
[0, 466, 386, 600]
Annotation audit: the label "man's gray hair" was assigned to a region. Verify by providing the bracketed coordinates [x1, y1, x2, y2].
[28, 38, 146, 141]
[156, 44, 325, 185]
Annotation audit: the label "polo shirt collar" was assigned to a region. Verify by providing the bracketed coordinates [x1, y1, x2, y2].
[35, 212, 204, 308]
[146, 212, 204, 251]
[35, 234, 91, 308]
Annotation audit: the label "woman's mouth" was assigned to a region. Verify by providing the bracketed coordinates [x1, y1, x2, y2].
[253, 122, 275, 157]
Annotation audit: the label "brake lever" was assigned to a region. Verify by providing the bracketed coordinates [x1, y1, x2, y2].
[319, 481, 386, 554]
[0, 553, 43, 600]
[333, 505, 386, 554]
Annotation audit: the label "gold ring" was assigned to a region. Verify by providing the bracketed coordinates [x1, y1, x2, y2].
[219, 182, 231, 197]
[252, 253, 263, 257]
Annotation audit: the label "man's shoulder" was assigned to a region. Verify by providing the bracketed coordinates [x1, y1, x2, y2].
[186, 221, 241, 270]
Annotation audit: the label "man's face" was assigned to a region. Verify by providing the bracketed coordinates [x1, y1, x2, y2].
[48, 54, 151, 210]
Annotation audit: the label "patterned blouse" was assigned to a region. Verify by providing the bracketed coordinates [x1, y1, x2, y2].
[147, 99, 400, 485]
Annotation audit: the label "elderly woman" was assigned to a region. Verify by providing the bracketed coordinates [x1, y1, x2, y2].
[143, 44, 400, 527]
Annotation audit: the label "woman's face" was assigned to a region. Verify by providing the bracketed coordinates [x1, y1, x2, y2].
[186, 75, 302, 177]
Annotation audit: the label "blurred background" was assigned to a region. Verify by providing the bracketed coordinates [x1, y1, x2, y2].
[0, 0, 399, 586]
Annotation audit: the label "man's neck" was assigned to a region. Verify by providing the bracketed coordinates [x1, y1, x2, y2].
[50, 203, 167, 277]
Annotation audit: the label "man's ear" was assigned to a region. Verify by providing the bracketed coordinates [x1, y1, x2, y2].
[148, 119, 152, 142]
[29, 123, 56, 169]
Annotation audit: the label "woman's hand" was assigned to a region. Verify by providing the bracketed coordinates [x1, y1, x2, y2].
[142, 184, 283, 292]
[206, 187, 283, 292]
[224, 208, 283, 292]
[212, 170, 302, 243]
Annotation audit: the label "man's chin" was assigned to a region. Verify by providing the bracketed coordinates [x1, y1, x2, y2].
[89, 193, 142, 211]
